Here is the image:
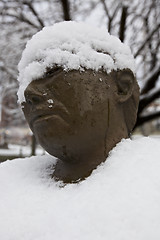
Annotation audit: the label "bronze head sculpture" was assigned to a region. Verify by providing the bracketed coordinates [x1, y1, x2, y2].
[18, 21, 139, 183]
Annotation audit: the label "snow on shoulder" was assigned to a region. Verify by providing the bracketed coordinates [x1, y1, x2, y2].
[0, 137, 160, 240]
[17, 21, 135, 103]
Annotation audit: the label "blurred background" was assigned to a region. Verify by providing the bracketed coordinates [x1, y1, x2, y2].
[0, 0, 160, 162]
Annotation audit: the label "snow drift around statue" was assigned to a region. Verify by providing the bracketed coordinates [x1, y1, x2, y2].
[17, 21, 135, 103]
[0, 137, 160, 240]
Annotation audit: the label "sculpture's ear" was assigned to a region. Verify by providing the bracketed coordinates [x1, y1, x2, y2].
[115, 70, 134, 103]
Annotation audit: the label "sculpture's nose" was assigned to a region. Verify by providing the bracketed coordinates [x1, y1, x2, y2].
[24, 87, 43, 106]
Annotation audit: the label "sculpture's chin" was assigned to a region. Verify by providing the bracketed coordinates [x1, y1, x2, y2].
[36, 137, 77, 163]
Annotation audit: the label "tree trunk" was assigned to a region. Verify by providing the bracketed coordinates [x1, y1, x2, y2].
[31, 134, 36, 156]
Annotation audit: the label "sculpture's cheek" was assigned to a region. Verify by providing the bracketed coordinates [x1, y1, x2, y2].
[33, 114, 70, 138]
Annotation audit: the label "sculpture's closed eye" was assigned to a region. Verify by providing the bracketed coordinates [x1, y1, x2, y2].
[44, 67, 62, 78]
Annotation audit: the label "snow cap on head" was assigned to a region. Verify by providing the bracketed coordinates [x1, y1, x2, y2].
[17, 21, 135, 103]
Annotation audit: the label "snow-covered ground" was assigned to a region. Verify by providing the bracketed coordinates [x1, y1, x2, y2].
[0, 144, 45, 157]
[0, 136, 160, 240]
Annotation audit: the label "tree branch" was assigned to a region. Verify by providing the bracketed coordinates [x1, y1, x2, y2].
[141, 65, 160, 94]
[100, 0, 110, 18]
[100, 0, 120, 33]
[112, 3, 121, 19]
[3, 12, 38, 28]
[138, 89, 160, 114]
[60, 0, 71, 21]
[119, 6, 128, 42]
[135, 111, 160, 128]
[134, 23, 160, 58]
[23, 1, 44, 29]
[0, 65, 17, 80]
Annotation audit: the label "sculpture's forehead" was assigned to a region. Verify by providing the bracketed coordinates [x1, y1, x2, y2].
[25, 69, 116, 108]
[27, 69, 113, 91]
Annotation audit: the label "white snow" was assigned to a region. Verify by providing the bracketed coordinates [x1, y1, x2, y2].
[47, 99, 54, 104]
[0, 137, 160, 240]
[17, 21, 135, 103]
[47, 99, 54, 108]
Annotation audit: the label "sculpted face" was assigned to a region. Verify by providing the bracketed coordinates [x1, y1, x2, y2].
[22, 68, 139, 182]
[23, 69, 114, 158]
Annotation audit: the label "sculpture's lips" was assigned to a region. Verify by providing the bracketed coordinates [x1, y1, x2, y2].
[32, 113, 56, 124]
[30, 108, 69, 128]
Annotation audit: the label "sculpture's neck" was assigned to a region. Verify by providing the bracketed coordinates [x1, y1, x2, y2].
[53, 146, 107, 183]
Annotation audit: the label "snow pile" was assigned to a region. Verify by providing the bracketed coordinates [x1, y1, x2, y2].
[1, 137, 160, 240]
[17, 21, 135, 103]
